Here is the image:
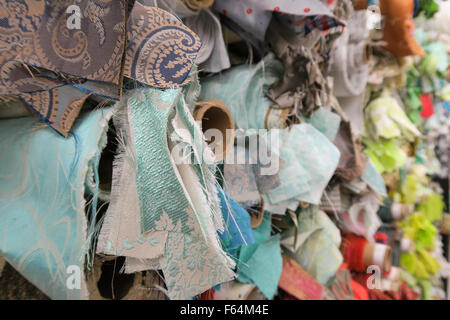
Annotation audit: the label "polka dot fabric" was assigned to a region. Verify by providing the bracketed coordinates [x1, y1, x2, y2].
[214, 0, 343, 52]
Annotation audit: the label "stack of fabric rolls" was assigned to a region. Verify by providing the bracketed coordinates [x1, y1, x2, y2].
[0, 0, 449, 301]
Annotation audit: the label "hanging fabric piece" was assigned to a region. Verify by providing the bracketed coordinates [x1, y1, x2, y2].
[0, 107, 114, 299]
[364, 91, 422, 142]
[0, 1, 202, 136]
[266, 124, 340, 206]
[333, 120, 367, 182]
[266, 18, 329, 118]
[124, 2, 202, 88]
[340, 192, 382, 241]
[217, 188, 255, 259]
[97, 87, 235, 300]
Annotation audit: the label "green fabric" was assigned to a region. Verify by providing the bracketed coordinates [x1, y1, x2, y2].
[363, 138, 407, 174]
[417, 193, 445, 223]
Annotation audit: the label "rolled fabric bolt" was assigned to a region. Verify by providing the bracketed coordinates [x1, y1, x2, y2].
[265, 107, 291, 129]
[363, 242, 392, 273]
[391, 203, 413, 220]
[194, 100, 235, 162]
[400, 237, 414, 252]
[213, 281, 262, 300]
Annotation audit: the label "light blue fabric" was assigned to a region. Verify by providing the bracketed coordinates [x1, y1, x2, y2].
[237, 212, 282, 299]
[361, 158, 388, 197]
[303, 107, 341, 141]
[0, 108, 112, 299]
[266, 123, 340, 205]
[217, 188, 255, 258]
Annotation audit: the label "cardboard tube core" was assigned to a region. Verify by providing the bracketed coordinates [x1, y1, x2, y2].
[194, 100, 235, 162]
[364, 243, 392, 273]
[249, 197, 265, 228]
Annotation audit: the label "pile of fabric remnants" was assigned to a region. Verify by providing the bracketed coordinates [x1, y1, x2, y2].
[0, 0, 449, 300]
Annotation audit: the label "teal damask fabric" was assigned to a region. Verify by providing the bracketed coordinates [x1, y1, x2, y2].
[0, 108, 113, 299]
[101, 88, 235, 300]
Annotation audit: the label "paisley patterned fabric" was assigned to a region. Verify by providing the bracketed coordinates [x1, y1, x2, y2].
[0, 1, 202, 136]
[0, 107, 114, 299]
[124, 3, 202, 88]
[12, 0, 126, 84]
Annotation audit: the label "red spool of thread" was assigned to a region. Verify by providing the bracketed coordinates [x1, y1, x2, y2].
[342, 234, 368, 272]
[341, 234, 392, 273]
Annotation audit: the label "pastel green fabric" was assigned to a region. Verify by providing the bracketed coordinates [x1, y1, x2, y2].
[364, 90, 421, 142]
[130, 88, 189, 233]
[399, 213, 437, 249]
[267, 123, 340, 205]
[363, 138, 407, 174]
[302, 107, 341, 141]
[281, 206, 343, 285]
[198, 53, 284, 129]
[417, 193, 445, 223]
[0, 108, 113, 299]
[236, 212, 282, 299]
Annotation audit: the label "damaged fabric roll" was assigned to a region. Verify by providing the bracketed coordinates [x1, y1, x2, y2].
[329, 9, 372, 98]
[194, 100, 235, 162]
[97, 87, 235, 300]
[266, 18, 329, 118]
[0, 107, 114, 299]
[199, 53, 284, 130]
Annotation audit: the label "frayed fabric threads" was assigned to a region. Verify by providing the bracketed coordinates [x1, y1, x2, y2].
[0, 107, 115, 299]
[98, 88, 235, 300]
